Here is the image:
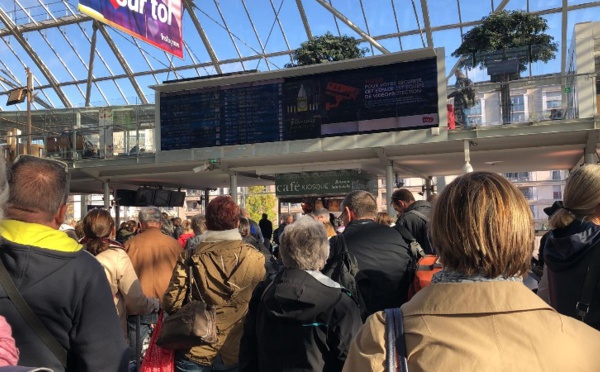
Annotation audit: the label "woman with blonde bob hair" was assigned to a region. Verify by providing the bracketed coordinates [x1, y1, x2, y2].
[542, 164, 600, 330]
[343, 172, 600, 372]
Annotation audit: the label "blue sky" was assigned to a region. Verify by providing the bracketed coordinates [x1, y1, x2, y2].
[1, 0, 600, 110]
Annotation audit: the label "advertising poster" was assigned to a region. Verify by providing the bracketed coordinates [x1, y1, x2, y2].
[78, 0, 183, 58]
[283, 57, 438, 138]
[281, 78, 322, 140]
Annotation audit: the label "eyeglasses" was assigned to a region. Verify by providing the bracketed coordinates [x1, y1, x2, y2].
[14, 154, 69, 173]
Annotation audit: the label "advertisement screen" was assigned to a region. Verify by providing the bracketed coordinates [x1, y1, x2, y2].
[78, 0, 183, 58]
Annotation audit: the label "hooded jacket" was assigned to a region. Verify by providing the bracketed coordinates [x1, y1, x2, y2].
[544, 219, 600, 330]
[162, 230, 266, 366]
[395, 200, 432, 254]
[239, 268, 362, 372]
[0, 220, 128, 371]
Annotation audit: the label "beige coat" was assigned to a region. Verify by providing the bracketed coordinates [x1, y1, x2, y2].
[126, 227, 182, 299]
[163, 233, 266, 367]
[94, 246, 159, 338]
[344, 281, 600, 372]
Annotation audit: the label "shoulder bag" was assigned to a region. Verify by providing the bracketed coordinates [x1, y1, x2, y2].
[385, 307, 408, 372]
[576, 241, 600, 322]
[157, 251, 218, 350]
[0, 258, 67, 368]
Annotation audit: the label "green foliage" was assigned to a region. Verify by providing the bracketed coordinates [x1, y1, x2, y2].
[452, 10, 558, 73]
[286, 32, 370, 67]
[245, 186, 277, 222]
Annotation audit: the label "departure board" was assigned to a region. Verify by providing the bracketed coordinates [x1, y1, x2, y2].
[160, 57, 439, 151]
[221, 82, 282, 145]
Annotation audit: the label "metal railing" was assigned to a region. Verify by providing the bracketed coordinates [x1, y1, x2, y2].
[447, 72, 595, 129]
[0, 72, 596, 162]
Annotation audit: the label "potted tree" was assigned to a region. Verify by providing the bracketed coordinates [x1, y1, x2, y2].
[452, 10, 558, 124]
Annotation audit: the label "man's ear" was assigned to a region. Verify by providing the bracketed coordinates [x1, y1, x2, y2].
[53, 204, 68, 229]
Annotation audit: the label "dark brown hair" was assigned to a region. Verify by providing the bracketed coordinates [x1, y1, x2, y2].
[83, 209, 115, 256]
[206, 196, 240, 231]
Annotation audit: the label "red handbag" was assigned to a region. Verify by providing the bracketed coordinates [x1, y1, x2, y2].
[140, 311, 174, 372]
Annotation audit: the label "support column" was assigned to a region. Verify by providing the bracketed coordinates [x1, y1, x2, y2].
[80, 194, 87, 219]
[386, 163, 394, 215]
[436, 176, 446, 194]
[425, 177, 433, 200]
[204, 189, 210, 212]
[230, 173, 238, 204]
[103, 181, 110, 209]
[115, 202, 121, 228]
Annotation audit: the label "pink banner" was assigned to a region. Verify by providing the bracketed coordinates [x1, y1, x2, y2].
[78, 0, 183, 58]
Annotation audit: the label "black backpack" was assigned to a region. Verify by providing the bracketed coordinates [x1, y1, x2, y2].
[323, 234, 369, 319]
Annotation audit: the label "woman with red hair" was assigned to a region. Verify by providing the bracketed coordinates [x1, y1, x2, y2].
[163, 196, 266, 372]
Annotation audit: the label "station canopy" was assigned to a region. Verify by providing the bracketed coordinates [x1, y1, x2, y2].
[2, 0, 600, 111]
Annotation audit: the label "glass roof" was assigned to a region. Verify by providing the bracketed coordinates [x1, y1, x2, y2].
[1, 0, 600, 111]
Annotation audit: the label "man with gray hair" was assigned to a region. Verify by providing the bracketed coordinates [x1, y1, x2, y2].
[125, 207, 181, 363]
[323, 190, 412, 316]
[240, 217, 361, 371]
[312, 208, 330, 223]
[0, 156, 128, 370]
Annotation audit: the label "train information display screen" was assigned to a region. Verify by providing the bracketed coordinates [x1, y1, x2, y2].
[160, 57, 438, 151]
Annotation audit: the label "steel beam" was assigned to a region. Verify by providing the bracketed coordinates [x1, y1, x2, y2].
[0, 14, 90, 37]
[315, 0, 390, 54]
[561, 0, 568, 74]
[96, 23, 148, 105]
[0, 8, 72, 107]
[184, 0, 223, 75]
[295, 0, 313, 40]
[420, 0, 434, 47]
[85, 22, 98, 107]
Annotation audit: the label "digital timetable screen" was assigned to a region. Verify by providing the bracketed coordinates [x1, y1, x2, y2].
[159, 57, 439, 151]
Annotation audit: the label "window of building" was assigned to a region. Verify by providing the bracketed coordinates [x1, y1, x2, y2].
[518, 186, 534, 200]
[511, 95, 526, 123]
[545, 92, 562, 109]
[553, 185, 562, 200]
[552, 170, 561, 180]
[467, 99, 483, 126]
[544, 91, 564, 120]
[505, 172, 531, 181]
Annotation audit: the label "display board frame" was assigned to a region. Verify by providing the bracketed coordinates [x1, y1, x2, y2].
[153, 48, 447, 152]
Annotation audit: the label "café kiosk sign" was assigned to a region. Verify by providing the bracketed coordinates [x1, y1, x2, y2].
[275, 170, 378, 197]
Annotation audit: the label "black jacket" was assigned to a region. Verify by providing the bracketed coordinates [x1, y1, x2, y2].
[544, 219, 600, 330]
[324, 219, 412, 315]
[0, 238, 128, 371]
[258, 218, 273, 241]
[239, 268, 362, 372]
[395, 200, 433, 254]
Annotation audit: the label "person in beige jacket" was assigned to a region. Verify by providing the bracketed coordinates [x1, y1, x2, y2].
[344, 172, 600, 372]
[81, 209, 159, 339]
[163, 196, 266, 371]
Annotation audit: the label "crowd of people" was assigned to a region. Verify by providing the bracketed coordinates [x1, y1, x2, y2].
[1, 155, 600, 371]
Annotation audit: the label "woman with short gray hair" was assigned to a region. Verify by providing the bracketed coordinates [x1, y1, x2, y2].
[240, 217, 362, 372]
